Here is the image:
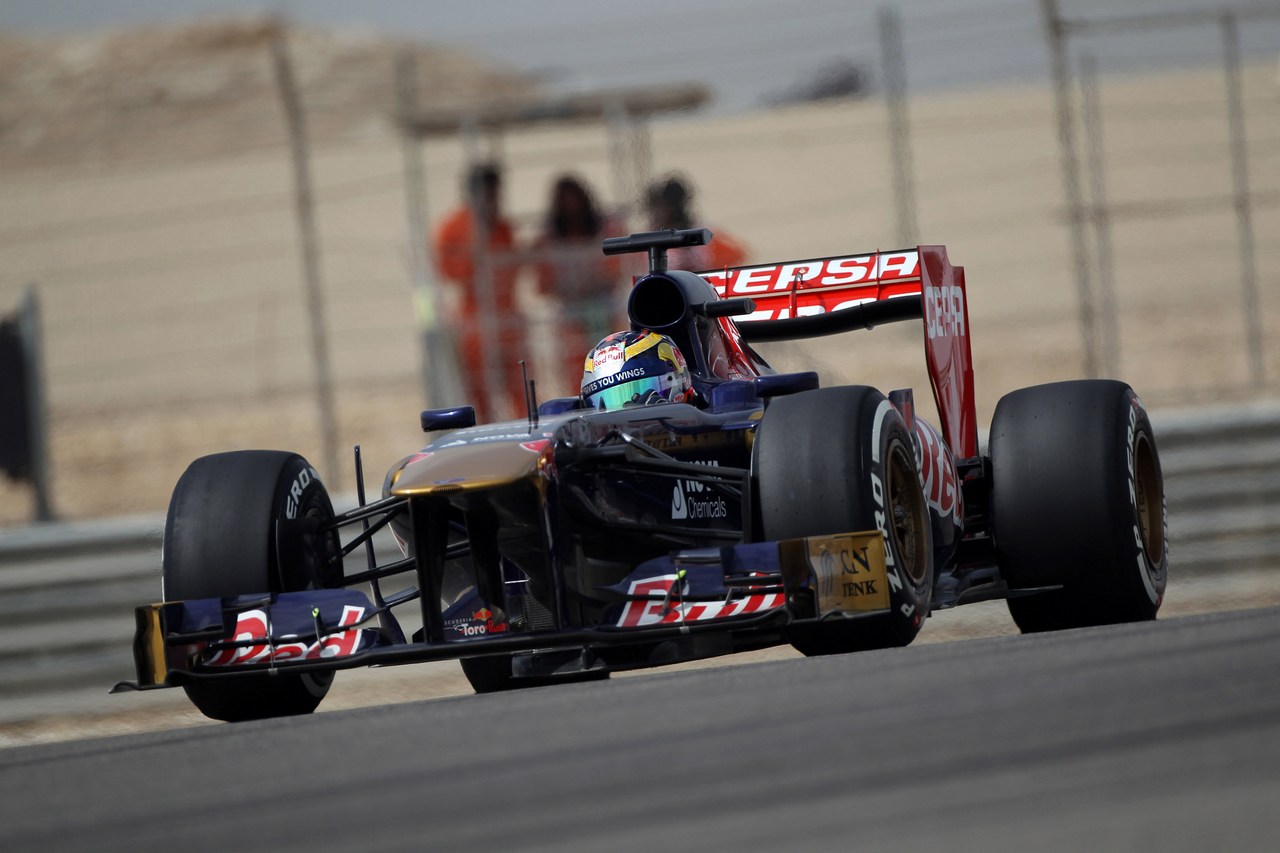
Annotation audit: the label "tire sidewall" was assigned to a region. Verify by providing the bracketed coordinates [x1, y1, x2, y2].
[272, 456, 343, 594]
[1117, 390, 1168, 616]
[864, 397, 933, 639]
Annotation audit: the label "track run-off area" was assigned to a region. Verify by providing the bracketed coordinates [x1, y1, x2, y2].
[1, 605, 1277, 851]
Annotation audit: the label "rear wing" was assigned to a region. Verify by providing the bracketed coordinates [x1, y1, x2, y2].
[697, 247, 977, 459]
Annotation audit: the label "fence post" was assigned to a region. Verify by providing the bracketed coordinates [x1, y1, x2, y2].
[1042, 0, 1100, 379]
[459, 119, 503, 421]
[606, 99, 634, 227]
[1079, 54, 1119, 378]
[270, 25, 340, 479]
[1, 287, 54, 521]
[1221, 12, 1264, 384]
[395, 50, 462, 410]
[879, 5, 918, 249]
[18, 287, 53, 521]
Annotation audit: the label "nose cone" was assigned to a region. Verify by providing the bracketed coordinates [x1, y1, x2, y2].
[390, 441, 542, 495]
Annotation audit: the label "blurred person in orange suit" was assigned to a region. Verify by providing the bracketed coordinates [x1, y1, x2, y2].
[532, 175, 625, 396]
[433, 162, 527, 422]
[644, 173, 749, 272]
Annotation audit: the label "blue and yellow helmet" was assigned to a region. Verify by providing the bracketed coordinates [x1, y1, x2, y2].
[581, 330, 693, 410]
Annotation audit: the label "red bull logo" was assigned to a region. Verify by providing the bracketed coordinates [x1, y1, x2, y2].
[204, 605, 367, 666]
[448, 606, 510, 638]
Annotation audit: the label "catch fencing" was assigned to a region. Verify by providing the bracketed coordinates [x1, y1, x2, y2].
[1043, 0, 1280, 388]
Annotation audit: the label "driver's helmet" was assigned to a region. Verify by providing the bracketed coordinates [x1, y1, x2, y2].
[581, 330, 693, 410]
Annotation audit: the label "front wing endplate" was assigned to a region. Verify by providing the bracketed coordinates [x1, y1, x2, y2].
[784, 531, 889, 616]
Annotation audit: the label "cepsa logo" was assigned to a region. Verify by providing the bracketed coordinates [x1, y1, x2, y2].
[204, 605, 366, 666]
[925, 283, 966, 340]
[703, 252, 919, 296]
[700, 252, 922, 321]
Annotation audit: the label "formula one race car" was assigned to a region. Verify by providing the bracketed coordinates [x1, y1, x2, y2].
[114, 228, 1168, 722]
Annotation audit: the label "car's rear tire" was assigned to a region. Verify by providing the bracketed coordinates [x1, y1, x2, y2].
[990, 380, 1167, 633]
[163, 450, 343, 722]
[754, 386, 933, 655]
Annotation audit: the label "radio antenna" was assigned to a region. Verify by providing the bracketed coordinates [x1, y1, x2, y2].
[520, 360, 538, 429]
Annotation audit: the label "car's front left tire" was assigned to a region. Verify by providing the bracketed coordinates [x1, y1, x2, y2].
[163, 450, 342, 721]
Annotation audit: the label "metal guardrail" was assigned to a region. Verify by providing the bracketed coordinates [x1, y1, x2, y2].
[0, 406, 1276, 724]
[1152, 403, 1280, 570]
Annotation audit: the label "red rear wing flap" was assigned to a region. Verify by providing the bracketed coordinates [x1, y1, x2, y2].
[917, 246, 976, 459]
[698, 246, 977, 458]
[700, 250, 923, 321]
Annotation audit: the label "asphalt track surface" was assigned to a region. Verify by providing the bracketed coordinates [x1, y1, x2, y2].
[1, 607, 1277, 852]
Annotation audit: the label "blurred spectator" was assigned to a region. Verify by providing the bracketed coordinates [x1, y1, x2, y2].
[645, 173, 749, 271]
[533, 175, 624, 394]
[433, 162, 527, 422]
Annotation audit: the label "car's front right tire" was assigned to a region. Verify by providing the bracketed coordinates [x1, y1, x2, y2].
[754, 386, 933, 655]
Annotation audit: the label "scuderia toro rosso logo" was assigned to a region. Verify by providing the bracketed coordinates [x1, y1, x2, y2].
[671, 462, 726, 520]
[445, 606, 510, 638]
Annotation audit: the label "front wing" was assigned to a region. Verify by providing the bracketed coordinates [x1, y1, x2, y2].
[114, 530, 890, 691]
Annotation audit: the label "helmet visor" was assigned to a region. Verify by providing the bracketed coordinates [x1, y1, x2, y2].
[588, 374, 672, 410]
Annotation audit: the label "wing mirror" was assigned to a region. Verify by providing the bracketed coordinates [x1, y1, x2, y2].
[421, 406, 476, 432]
